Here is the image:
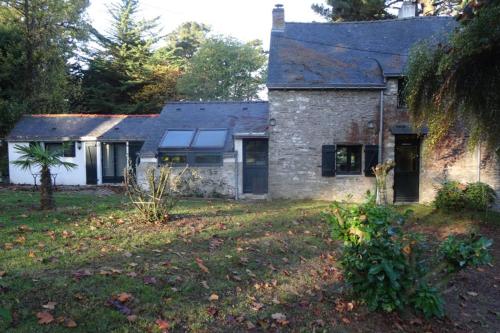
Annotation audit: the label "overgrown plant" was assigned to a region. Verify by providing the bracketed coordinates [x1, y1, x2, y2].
[124, 165, 197, 223]
[325, 197, 492, 317]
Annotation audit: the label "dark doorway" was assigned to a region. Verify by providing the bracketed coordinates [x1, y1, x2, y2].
[85, 142, 98, 185]
[102, 142, 127, 183]
[394, 135, 420, 202]
[243, 139, 268, 194]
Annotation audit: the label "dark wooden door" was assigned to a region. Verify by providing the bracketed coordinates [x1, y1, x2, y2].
[394, 135, 420, 202]
[243, 139, 268, 194]
[85, 142, 98, 185]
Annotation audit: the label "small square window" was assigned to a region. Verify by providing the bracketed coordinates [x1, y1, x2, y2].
[45, 142, 75, 157]
[192, 130, 227, 148]
[159, 130, 195, 148]
[160, 154, 187, 165]
[336, 145, 362, 175]
[193, 153, 222, 166]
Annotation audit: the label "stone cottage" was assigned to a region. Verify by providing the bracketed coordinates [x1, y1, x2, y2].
[266, 4, 499, 204]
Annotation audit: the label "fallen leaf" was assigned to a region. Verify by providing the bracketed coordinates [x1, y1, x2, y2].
[201, 281, 209, 289]
[467, 291, 478, 297]
[64, 318, 77, 328]
[36, 311, 54, 325]
[127, 315, 138, 322]
[3, 243, 13, 250]
[15, 236, 26, 244]
[271, 313, 286, 321]
[42, 302, 57, 310]
[72, 269, 92, 280]
[18, 225, 32, 232]
[143, 276, 157, 285]
[251, 302, 264, 311]
[209, 293, 219, 301]
[195, 258, 209, 273]
[156, 319, 170, 331]
[0, 271, 6, 278]
[117, 292, 133, 303]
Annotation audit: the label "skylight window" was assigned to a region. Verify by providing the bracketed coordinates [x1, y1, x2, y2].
[159, 130, 195, 148]
[191, 129, 227, 148]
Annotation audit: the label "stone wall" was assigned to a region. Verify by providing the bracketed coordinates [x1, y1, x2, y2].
[268, 89, 382, 201]
[136, 157, 237, 198]
[268, 79, 500, 207]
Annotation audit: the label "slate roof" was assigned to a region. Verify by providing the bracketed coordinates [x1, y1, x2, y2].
[6, 114, 158, 142]
[140, 101, 269, 157]
[267, 17, 457, 89]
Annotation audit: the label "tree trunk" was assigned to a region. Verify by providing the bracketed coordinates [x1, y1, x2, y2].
[40, 165, 54, 210]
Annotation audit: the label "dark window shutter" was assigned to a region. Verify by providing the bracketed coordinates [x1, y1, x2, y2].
[364, 145, 379, 177]
[322, 145, 336, 177]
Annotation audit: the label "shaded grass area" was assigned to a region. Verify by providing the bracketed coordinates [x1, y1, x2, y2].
[0, 190, 498, 332]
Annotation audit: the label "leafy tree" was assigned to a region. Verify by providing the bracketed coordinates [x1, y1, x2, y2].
[311, 0, 397, 21]
[177, 37, 267, 101]
[81, 0, 180, 114]
[0, 0, 90, 114]
[162, 22, 210, 62]
[311, 0, 461, 22]
[405, 0, 500, 150]
[12, 143, 76, 210]
[0, 9, 26, 137]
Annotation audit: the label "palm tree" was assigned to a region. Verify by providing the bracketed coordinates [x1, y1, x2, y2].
[12, 143, 77, 210]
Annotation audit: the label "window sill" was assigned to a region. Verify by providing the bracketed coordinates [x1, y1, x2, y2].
[335, 173, 362, 177]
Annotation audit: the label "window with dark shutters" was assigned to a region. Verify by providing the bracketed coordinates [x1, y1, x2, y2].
[364, 145, 379, 177]
[321, 145, 336, 177]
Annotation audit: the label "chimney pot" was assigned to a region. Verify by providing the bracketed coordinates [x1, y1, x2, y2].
[398, 0, 418, 18]
[272, 4, 285, 32]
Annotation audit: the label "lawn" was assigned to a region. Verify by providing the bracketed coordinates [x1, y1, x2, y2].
[0, 188, 498, 332]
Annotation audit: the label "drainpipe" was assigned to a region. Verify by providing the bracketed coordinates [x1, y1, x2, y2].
[378, 90, 384, 162]
[477, 142, 481, 182]
[234, 150, 239, 200]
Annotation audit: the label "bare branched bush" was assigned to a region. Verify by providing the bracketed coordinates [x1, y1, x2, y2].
[124, 165, 198, 223]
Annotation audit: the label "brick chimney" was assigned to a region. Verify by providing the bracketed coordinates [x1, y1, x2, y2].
[398, 0, 418, 18]
[272, 4, 285, 32]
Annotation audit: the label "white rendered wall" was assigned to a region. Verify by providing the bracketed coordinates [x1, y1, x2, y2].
[8, 142, 87, 185]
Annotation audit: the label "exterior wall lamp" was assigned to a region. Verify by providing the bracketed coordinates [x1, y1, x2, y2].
[77, 141, 82, 150]
[269, 118, 277, 127]
[367, 120, 375, 129]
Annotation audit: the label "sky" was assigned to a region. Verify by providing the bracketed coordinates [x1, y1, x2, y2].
[87, 0, 327, 49]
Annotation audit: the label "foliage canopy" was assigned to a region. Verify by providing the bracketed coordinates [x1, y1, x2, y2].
[405, 0, 500, 150]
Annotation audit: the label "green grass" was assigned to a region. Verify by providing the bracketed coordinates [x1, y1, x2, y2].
[0, 191, 497, 332]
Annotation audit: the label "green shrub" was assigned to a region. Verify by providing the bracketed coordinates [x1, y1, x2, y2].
[439, 234, 493, 271]
[325, 198, 492, 318]
[434, 181, 466, 210]
[435, 181, 496, 211]
[463, 182, 496, 211]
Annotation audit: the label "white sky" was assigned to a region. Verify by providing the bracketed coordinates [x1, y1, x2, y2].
[87, 0, 327, 50]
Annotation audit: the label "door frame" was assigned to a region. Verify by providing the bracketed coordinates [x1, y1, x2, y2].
[393, 134, 421, 202]
[85, 142, 98, 185]
[242, 138, 269, 194]
[101, 142, 127, 183]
